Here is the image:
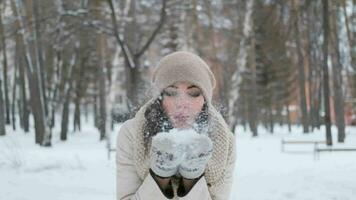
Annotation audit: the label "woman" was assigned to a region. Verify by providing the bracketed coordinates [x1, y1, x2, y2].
[116, 51, 236, 200]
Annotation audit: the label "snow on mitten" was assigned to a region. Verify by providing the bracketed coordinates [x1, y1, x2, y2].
[150, 132, 185, 178]
[179, 134, 213, 179]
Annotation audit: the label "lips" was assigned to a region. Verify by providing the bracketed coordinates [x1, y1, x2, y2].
[173, 115, 189, 121]
[173, 115, 190, 126]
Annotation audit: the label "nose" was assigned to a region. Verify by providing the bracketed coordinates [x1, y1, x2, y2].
[175, 96, 191, 111]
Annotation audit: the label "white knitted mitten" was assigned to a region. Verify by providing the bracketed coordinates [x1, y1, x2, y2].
[179, 134, 213, 179]
[149, 133, 185, 178]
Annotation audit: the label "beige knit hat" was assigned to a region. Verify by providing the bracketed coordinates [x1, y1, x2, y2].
[151, 51, 216, 104]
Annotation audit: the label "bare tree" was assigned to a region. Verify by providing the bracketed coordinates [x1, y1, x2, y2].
[107, 0, 167, 108]
[60, 50, 76, 141]
[0, 74, 5, 136]
[330, 1, 345, 143]
[292, 0, 309, 133]
[0, 1, 10, 125]
[322, 0, 332, 146]
[11, 0, 50, 146]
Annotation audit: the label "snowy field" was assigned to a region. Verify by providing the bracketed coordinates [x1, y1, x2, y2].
[1, 122, 356, 200]
[231, 126, 356, 200]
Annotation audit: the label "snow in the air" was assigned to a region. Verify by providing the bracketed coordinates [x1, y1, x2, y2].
[153, 128, 203, 148]
[1, 120, 356, 200]
[151, 128, 213, 176]
[153, 128, 211, 156]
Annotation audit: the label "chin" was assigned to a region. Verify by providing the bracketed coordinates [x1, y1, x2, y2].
[173, 122, 193, 130]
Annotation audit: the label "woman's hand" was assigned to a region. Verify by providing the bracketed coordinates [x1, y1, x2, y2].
[178, 134, 213, 179]
[149, 133, 185, 178]
[150, 130, 213, 194]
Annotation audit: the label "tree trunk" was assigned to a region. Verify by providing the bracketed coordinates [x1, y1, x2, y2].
[316, 78, 322, 129]
[61, 91, 70, 141]
[125, 61, 141, 110]
[0, 76, 5, 136]
[330, 2, 345, 143]
[322, 0, 332, 146]
[93, 89, 99, 129]
[96, 3, 107, 139]
[0, 8, 10, 125]
[306, 9, 315, 132]
[61, 53, 76, 141]
[49, 50, 61, 129]
[342, 0, 355, 71]
[17, 39, 29, 132]
[248, 0, 259, 137]
[32, 0, 48, 117]
[11, 63, 17, 131]
[73, 98, 81, 131]
[107, 0, 166, 109]
[99, 61, 107, 140]
[11, 0, 50, 146]
[73, 59, 85, 132]
[268, 104, 274, 133]
[285, 101, 291, 132]
[292, 0, 309, 133]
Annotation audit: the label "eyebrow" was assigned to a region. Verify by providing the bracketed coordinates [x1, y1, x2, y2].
[187, 85, 198, 89]
[167, 85, 198, 89]
[167, 85, 178, 89]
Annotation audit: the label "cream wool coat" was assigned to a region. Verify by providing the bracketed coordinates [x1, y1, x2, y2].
[116, 99, 236, 200]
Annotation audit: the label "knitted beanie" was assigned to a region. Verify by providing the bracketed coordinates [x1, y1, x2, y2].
[152, 51, 216, 104]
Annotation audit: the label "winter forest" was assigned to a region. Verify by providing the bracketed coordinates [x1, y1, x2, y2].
[0, 0, 355, 199]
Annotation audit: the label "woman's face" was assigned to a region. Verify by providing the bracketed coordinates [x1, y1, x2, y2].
[162, 81, 205, 129]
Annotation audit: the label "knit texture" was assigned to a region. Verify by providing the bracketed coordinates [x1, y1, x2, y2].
[130, 98, 235, 198]
[151, 51, 217, 104]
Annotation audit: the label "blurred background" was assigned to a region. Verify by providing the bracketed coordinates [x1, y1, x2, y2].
[0, 0, 355, 200]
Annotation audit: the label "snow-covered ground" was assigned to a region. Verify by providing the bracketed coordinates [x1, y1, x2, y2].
[231, 125, 356, 200]
[1, 121, 355, 200]
[0, 122, 116, 200]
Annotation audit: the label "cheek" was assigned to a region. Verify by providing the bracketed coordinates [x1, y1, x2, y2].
[162, 98, 174, 115]
[191, 97, 205, 115]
